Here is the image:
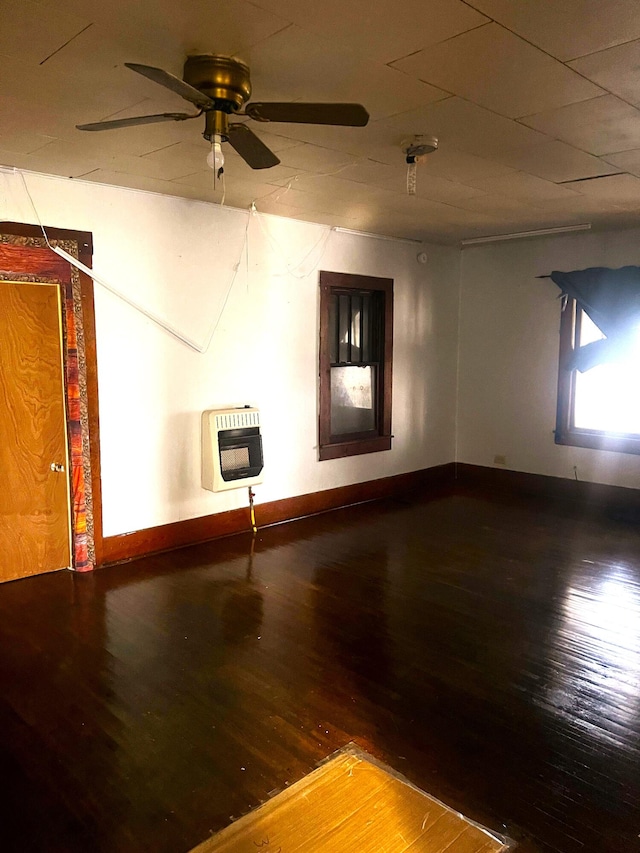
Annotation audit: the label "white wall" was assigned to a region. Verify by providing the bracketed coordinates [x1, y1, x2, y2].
[457, 228, 640, 490]
[1, 169, 460, 536]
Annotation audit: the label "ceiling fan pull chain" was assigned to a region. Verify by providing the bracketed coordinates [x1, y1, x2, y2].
[407, 161, 417, 196]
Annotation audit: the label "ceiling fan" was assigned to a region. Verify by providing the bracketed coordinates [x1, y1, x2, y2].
[76, 54, 370, 170]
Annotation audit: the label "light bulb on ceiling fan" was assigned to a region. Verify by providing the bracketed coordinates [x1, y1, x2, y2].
[206, 134, 225, 172]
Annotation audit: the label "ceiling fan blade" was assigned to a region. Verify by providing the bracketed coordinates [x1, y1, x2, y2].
[245, 102, 369, 126]
[227, 124, 280, 169]
[77, 112, 200, 131]
[125, 62, 215, 110]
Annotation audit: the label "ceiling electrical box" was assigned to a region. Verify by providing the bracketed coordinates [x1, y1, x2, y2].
[202, 407, 264, 492]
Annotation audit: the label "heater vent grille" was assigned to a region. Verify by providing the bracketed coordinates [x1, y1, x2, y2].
[215, 410, 260, 431]
[220, 446, 251, 472]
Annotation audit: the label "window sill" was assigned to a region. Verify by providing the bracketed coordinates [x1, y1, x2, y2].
[319, 435, 392, 461]
[555, 428, 640, 456]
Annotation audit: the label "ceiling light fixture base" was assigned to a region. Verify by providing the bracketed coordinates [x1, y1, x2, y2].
[403, 135, 438, 164]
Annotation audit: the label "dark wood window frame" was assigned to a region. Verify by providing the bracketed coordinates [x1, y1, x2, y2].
[319, 271, 393, 461]
[556, 296, 640, 455]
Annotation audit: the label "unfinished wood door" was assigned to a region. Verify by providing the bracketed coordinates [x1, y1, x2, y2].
[0, 281, 71, 582]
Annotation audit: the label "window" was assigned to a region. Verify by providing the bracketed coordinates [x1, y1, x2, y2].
[556, 297, 640, 454]
[319, 271, 393, 461]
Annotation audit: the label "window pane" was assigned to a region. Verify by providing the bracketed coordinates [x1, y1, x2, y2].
[579, 311, 605, 346]
[351, 294, 362, 361]
[329, 294, 338, 364]
[361, 294, 371, 362]
[338, 295, 350, 363]
[330, 365, 376, 435]
[575, 359, 640, 433]
[574, 310, 640, 434]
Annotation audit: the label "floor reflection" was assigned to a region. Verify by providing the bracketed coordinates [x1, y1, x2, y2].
[540, 563, 640, 746]
[1, 493, 639, 852]
[311, 544, 391, 687]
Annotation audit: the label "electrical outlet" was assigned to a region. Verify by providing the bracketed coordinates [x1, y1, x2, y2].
[494, 454, 507, 466]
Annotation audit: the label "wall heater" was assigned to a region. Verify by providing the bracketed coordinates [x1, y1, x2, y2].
[202, 407, 264, 492]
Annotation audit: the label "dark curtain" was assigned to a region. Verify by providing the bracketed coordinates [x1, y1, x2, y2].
[549, 266, 640, 372]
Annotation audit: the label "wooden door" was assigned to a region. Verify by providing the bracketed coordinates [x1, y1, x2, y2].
[0, 281, 71, 582]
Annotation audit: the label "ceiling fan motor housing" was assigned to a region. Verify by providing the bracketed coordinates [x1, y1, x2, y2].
[183, 55, 251, 111]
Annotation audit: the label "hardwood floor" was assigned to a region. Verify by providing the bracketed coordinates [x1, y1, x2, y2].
[0, 490, 638, 853]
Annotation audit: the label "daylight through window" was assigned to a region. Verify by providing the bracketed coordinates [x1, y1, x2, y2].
[556, 298, 640, 455]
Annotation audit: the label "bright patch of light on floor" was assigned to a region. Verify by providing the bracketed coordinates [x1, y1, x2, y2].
[541, 567, 640, 744]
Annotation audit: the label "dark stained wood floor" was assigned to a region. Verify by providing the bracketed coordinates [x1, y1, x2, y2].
[0, 490, 638, 853]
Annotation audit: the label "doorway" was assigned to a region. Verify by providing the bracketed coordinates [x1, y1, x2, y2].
[0, 225, 102, 576]
[0, 281, 71, 581]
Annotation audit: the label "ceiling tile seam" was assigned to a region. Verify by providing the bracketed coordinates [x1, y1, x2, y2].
[513, 81, 640, 118]
[28, 138, 85, 159]
[557, 172, 630, 185]
[23, 138, 58, 156]
[276, 122, 387, 161]
[565, 35, 640, 64]
[256, 137, 306, 155]
[140, 141, 188, 159]
[369, 92, 455, 124]
[458, 0, 493, 17]
[258, 160, 372, 193]
[380, 83, 600, 161]
[114, 167, 198, 184]
[440, 196, 561, 215]
[600, 152, 640, 169]
[391, 92, 558, 154]
[98, 98, 157, 122]
[365, 156, 405, 168]
[167, 170, 221, 185]
[478, 149, 622, 185]
[385, 47, 423, 68]
[261, 176, 490, 215]
[381, 67, 456, 106]
[393, 37, 607, 122]
[457, 0, 597, 66]
[454, 172, 586, 197]
[230, 19, 296, 59]
[599, 145, 640, 158]
[153, 165, 215, 182]
[455, 10, 640, 114]
[243, 0, 292, 26]
[74, 168, 101, 178]
[385, 20, 493, 68]
[514, 99, 640, 160]
[38, 21, 94, 66]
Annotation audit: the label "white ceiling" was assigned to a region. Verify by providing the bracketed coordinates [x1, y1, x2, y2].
[3, 0, 640, 243]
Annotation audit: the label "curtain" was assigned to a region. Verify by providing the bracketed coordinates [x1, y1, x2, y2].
[549, 266, 640, 372]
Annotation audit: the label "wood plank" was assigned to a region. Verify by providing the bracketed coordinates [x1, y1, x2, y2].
[191, 750, 506, 853]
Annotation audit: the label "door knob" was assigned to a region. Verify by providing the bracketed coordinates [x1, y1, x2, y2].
[50, 463, 65, 473]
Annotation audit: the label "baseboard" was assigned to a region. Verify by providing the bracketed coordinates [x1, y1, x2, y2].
[455, 463, 640, 517]
[100, 462, 455, 566]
